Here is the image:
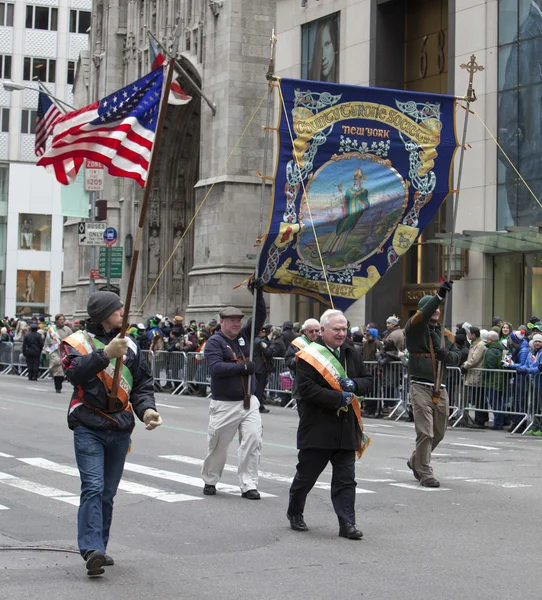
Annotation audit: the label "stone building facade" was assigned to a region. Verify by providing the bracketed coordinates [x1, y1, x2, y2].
[61, 0, 275, 321]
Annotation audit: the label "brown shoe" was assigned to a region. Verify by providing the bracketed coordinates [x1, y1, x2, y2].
[420, 477, 440, 488]
[406, 460, 420, 481]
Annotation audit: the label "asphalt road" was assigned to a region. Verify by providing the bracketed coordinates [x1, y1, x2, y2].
[0, 375, 541, 600]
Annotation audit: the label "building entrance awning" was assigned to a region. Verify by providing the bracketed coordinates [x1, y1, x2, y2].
[427, 227, 542, 255]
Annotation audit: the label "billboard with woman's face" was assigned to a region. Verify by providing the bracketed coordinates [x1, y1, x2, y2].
[301, 13, 340, 83]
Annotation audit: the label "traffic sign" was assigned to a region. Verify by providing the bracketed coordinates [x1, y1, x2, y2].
[84, 160, 104, 191]
[78, 222, 107, 246]
[90, 268, 100, 280]
[99, 246, 123, 279]
[103, 227, 118, 247]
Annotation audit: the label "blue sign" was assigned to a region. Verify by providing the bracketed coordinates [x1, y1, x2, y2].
[103, 227, 118, 247]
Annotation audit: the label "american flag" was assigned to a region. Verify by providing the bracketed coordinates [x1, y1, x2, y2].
[36, 66, 164, 187]
[149, 38, 192, 106]
[35, 91, 62, 157]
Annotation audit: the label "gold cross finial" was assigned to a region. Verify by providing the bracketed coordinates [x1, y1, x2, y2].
[460, 54, 484, 102]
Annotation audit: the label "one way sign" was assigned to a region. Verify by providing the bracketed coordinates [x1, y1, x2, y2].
[78, 222, 107, 246]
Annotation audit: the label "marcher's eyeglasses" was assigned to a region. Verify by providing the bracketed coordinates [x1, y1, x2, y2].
[305, 329, 319, 333]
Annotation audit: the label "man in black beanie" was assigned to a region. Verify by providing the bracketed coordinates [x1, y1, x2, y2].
[61, 291, 162, 577]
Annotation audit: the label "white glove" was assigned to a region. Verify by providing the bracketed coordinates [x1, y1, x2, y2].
[104, 335, 128, 359]
[143, 409, 162, 430]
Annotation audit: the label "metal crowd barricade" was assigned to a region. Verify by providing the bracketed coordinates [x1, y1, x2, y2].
[180, 351, 210, 397]
[10, 341, 28, 376]
[265, 357, 293, 404]
[0, 341, 14, 374]
[362, 361, 406, 419]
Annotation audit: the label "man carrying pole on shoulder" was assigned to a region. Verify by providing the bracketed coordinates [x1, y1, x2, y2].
[61, 291, 162, 577]
[405, 280, 459, 488]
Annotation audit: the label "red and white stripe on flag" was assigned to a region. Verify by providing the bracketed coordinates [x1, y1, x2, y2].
[35, 92, 62, 157]
[149, 38, 192, 106]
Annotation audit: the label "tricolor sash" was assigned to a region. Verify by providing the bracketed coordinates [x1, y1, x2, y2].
[64, 330, 133, 410]
[291, 334, 310, 350]
[296, 343, 370, 458]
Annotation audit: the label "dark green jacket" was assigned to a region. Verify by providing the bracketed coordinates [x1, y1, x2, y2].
[405, 294, 460, 382]
[482, 340, 507, 392]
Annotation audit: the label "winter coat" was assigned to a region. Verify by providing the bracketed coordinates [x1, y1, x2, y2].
[462, 337, 486, 387]
[22, 331, 44, 358]
[61, 322, 156, 432]
[361, 339, 382, 362]
[482, 340, 507, 392]
[296, 337, 373, 450]
[282, 322, 297, 347]
[254, 335, 273, 375]
[270, 335, 287, 358]
[404, 294, 460, 382]
[385, 326, 405, 352]
[508, 340, 531, 372]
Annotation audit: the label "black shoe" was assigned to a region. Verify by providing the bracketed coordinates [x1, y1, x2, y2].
[406, 459, 420, 481]
[104, 554, 114, 566]
[203, 484, 216, 496]
[55, 389, 61, 393]
[85, 550, 106, 577]
[420, 477, 440, 488]
[259, 406, 270, 413]
[241, 489, 261, 500]
[287, 513, 308, 532]
[339, 523, 363, 540]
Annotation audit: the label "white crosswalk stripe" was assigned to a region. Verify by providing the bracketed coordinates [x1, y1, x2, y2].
[0, 471, 80, 505]
[160, 455, 377, 494]
[18, 458, 201, 503]
[123, 461, 277, 498]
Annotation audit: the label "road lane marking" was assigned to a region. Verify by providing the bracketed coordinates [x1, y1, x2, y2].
[356, 478, 396, 483]
[19, 458, 201, 503]
[448, 443, 500, 451]
[156, 403, 185, 410]
[464, 478, 531, 488]
[390, 483, 451, 491]
[124, 461, 276, 497]
[160, 455, 377, 495]
[0, 452, 13, 458]
[0, 503, 9, 509]
[0, 471, 80, 505]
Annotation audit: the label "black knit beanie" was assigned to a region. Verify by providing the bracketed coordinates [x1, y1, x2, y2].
[87, 291, 122, 324]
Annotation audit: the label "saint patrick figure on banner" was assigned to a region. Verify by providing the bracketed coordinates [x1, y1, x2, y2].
[322, 168, 370, 255]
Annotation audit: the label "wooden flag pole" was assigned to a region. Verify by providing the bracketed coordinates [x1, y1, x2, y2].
[107, 61, 175, 410]
[432, 54, 484, 405]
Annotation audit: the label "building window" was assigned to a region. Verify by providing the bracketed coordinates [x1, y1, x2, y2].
[23, 57, 56, 83]
[0, 108, 8, 133]
[19, 214, 52, 251]
[69, 10, 91, 34]
[25, 5, 58, 31]
[16, 269, 50, 315]
[301, 12, 340, 83]
[0, 2, 14, 27]
[497, 1, 542, 228]
[67, 60, 75, 85]
[21, 109, 37, 134]
[0, 54, 11, 79]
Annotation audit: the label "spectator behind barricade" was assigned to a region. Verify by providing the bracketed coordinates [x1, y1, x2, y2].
[361, 328, 382, 362]
[492, 316, 503, 330]
[384, 316, 405, 351]
[182, 325, 199, 353]
[482, 331, 508, 430]
[254, 325, 273, 413]
[293, 322, 301, 336]
[499, 322, 512, 347]
[193, 329, 210, 397]
[207, 318, 218, 336]
[146, 316, 162, 340]
[284, 318, 320, 407]
[527, 320, 542, 340]
[172, 315, 185, 335]
[454, 334, 469, 366]
[504, 329, 530, 432]
[376, 332, 404, 415]
[282, 321, 297, 346]
[525, 334, 542, 435]
[480, 328, 489, 343]
[0, 326, 9, 342]
[269, 326, 287, 358]
[351, 328, 364, 356]
[461, 326, 488, 428]
[134, 323, 150, 350]
[14, 319, 27, 341]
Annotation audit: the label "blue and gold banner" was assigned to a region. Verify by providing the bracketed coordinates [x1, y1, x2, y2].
[258, 78, 458, 310]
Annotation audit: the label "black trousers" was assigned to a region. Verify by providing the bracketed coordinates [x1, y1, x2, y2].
[26, 355, 39, 380]
[255, 372, 267, 404]
[54, 375, 64, 392]
[288, 448, 356, 527]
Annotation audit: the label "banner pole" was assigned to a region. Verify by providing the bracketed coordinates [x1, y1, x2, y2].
[107, 61, 175, 410]
[245, 29, 277, 410]
[434, 54, 484, 404]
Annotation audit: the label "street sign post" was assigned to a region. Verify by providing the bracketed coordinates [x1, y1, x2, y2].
[103, 227, 118, 247]
[84, 160, 104, 191]
[99, 246, 123, 290]
[78, 222, 107, 246]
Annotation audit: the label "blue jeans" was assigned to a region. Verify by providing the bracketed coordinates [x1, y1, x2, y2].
[73, 426, 131, 557]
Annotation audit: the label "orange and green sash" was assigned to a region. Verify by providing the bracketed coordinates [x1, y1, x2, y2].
[291, 334, 310, 350]
[296, 342, 370, 458]
[64, 330, 133, 410]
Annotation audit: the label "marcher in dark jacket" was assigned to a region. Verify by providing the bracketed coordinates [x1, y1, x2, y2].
[22, 323, 44, 380]
[282, 321, 297, 347]
[61, 291, 161, 577]
[287, 309, 373, 540]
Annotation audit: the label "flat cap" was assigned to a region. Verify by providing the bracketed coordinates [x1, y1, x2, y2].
[219, 306, 245, 319]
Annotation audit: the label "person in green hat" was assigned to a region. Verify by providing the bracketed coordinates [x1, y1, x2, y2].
[404, 282, 460, 488]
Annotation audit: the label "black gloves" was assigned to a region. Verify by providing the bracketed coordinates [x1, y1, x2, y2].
[435, 348, 449, 362]
[247, 276, 264, 295]
[243, 361, 255, 375]
[438, 279, 453, 298]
